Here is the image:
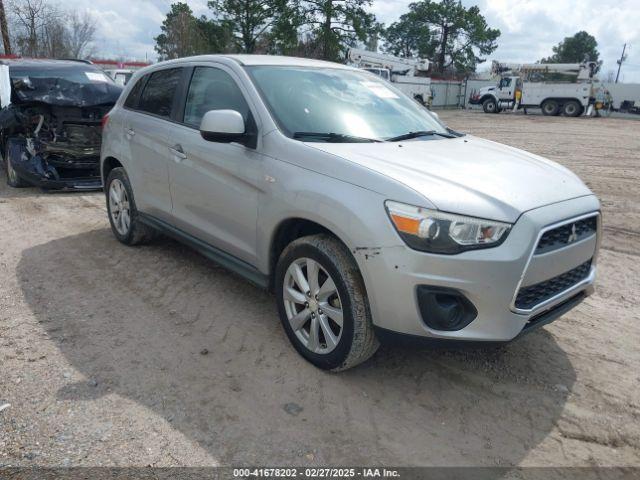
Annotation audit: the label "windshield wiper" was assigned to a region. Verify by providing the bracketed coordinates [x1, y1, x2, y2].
[293, 132, 383, 143]
[386, 130, 457, 142]
[446, 127, 466, 137]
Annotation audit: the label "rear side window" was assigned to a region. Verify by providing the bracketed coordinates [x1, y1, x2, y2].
[138, 68, 182, 117]
[124, 75, 147, 109]
[183, 67, 250, 128]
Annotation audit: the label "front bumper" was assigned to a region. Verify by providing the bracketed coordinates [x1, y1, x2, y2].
[7, 138, 102, 191]
[14, 165, 102, 190]
[358, 195, 601, 341]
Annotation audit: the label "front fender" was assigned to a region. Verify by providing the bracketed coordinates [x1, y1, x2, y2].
[256, 157, 402, 274]
[256, 155, 408, 328]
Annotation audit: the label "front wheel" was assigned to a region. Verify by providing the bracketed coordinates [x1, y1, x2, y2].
[275, 234, 379, 371]
[4, 144, 29, 188]
[482, 98, 498, 114]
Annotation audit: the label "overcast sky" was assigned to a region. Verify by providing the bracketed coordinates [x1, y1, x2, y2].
[61, 0, 640, 82]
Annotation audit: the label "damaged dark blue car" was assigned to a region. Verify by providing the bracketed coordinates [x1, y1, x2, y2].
[0, 59, 122, 190]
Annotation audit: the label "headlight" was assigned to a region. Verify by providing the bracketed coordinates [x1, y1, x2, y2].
[385, 201, 512, 254]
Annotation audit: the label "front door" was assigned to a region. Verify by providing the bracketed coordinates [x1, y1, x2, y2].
[168, 65, 263, 266]
[497, 76, 515, 101]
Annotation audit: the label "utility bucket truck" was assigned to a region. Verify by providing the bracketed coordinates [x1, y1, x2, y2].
[469, 61, 600, 116]
[347, 48, 433, 106]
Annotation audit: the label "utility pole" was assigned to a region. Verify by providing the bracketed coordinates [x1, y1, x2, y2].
[0, 0, 12, 55]
[615, 43, 627, 83]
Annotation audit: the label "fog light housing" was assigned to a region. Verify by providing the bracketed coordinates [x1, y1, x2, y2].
[417, 286, 478, 331]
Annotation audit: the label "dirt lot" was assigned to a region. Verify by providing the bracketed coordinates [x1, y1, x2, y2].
[0, 110, 638, 467]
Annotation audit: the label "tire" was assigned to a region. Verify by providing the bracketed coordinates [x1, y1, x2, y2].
[562, 100, 581, 117]
[482, 98, 498, 114]
[541, 99, 560, 116]
[275, 234, 379, 371]
[4, 144, 29, 188]
[105, 167, 156, 245]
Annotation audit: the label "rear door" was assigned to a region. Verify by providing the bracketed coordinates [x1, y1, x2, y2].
[124, 67, 185, 222]
[167, 65, 263, 266]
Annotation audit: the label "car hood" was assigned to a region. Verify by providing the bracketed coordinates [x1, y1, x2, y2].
[305, 135, 592, 223]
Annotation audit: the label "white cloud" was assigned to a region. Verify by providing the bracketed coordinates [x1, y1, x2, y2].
[378, 0, 640, 82]
[34, 0, 640, 82]
[480, 0, 640, 81]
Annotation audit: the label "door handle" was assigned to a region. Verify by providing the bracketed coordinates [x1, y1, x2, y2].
[169, 144, 187, 162]
[126, 128, 135, 138]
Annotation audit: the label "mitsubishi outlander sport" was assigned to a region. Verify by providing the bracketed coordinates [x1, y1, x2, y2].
[100, 55, 601, 371]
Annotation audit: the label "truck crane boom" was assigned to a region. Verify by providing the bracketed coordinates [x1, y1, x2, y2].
[347, 48, 430, 77]
[491, 60, 599, 81]
[345, 48, 434, 107]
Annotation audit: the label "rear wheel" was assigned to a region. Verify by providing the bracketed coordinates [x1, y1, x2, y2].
[563, 100, 582, 117]
[4, 144, 29, 188]
[541, 99, 560, 116]
[275, 234, 379, 371]
[482, 98, 498, 114]
[105, 167, 157, 245]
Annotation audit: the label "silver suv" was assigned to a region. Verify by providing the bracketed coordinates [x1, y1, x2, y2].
[101, 55, 601, 370]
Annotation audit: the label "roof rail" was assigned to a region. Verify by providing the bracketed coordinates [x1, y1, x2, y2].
[56, 58, 94, 65]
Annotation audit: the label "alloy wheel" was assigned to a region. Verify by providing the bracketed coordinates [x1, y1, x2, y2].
[283, 257, 344, 354]
[109, 178, 131, 236]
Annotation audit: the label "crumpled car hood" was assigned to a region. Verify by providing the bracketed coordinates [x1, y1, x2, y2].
[305, 135, 593, 223]
[12, 77, 122, 107]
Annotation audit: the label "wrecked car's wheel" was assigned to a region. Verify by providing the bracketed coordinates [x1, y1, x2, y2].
[105, 167, 156, 245]
[4, 148, 29, 188]
[275, 234, 379, 371]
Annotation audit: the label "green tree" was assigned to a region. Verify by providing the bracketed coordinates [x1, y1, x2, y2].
[541, 31, 599, 63]
[262, 0, 306, 55]
[208, 0, 291, 53]
[384, 0, 500, 76]
[384, 11, 432, 59]
[301, 0, 381, 61]
[154, 3, 207, 60]
[196, 15, 237, 53]
[155, 3, 235, 59]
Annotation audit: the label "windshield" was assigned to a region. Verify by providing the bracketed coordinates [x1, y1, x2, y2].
[9, 64, 122, 107]
[247, 66, 448, 141]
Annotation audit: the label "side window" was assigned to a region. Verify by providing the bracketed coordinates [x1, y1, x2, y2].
[500, 77, 512, 88]
[183, 67, 250, 128]
[123, 74, 147, 109]
[138, 68, 182, 118]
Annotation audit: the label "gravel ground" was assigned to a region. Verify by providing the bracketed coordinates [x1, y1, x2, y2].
[0, 110, 638, 467]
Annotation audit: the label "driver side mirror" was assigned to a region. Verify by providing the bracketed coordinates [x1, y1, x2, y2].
[199, 109, 256, 148]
